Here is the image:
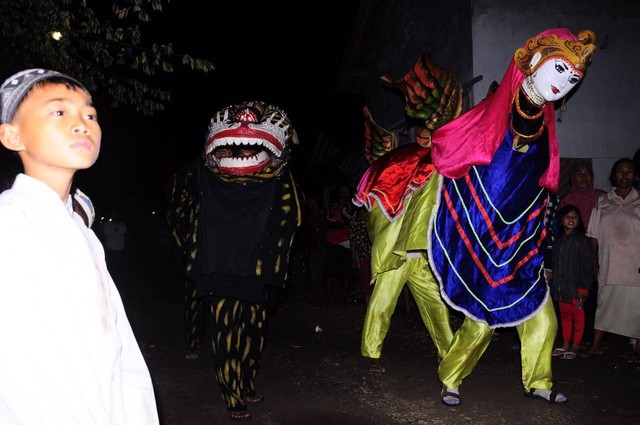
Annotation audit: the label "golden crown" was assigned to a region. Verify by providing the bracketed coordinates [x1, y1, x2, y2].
[514, 30, 596, 75]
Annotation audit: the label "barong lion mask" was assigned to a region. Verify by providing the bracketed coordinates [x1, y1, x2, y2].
[204, 101, 299, 180]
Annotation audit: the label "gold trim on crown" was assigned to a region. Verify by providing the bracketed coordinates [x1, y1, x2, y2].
[514, 30, 596, 75]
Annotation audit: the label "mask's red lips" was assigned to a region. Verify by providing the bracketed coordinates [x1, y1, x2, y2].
[551, 86, 559, 94]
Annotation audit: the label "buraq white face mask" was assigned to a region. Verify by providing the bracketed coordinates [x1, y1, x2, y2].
[530, 55, 583, 103]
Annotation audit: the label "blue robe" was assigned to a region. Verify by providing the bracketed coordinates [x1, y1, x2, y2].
[429, 127, 550, 327]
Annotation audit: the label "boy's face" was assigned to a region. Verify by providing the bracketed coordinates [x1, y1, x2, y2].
[0, 82, 101, 177]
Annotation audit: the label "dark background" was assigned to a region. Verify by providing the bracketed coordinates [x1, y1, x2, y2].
[1, 1, 365, 219]
[81, 1, 365, 216]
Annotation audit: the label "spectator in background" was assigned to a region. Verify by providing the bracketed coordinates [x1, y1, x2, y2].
[165, 158, 205, 360]
[324, 184, 356, 304]
[584, 158, 640, 361]
[559, 161, 605, 345]
[559, 161, 605, 229]
[633, 148, 640, 191]
[287, 204, 312, 297]
[632, 148, 640, 356]
[307, 193, 327, 305]
[549, 205, 593, 360]
[350, 206, 372, 305]
[102, 208, 128, 284]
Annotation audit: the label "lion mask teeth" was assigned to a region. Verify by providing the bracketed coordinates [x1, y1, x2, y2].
[204, 101, 297, 177]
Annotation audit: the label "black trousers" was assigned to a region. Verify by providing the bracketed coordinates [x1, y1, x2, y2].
[185, 278, 206, 352]
[208, 296, 267, 412]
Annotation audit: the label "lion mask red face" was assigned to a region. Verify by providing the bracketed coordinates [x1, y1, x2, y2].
[204, 101, 299, 179]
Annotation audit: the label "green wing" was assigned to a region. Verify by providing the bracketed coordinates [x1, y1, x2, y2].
[364, 106, 398, 164]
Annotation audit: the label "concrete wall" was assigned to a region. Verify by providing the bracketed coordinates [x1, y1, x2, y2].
[470, 0, 640, 190]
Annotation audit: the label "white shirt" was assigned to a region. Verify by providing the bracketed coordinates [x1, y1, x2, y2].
[0, 174, 159, 425]
[587, 188, 640, 286]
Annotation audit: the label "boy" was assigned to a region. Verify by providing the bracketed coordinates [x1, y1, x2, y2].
[0, 69, 159, 424]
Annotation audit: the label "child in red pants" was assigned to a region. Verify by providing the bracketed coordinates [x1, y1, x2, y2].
[549, 204, 594, 359]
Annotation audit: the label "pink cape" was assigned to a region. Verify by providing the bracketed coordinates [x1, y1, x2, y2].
[431, 28, 583, 194]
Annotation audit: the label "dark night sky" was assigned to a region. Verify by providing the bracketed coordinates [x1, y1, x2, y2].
[72, 1, 364, 217]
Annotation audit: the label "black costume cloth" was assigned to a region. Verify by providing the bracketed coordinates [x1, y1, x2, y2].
[189, 167, 299, 305]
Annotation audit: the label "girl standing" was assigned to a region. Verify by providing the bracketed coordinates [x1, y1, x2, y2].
[550, 205, 594, 359]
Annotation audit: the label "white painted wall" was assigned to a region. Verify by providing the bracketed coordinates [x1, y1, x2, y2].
[470, 0, 640, 190]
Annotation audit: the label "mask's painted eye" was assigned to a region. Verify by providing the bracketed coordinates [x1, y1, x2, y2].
[555, 63, 565, 73]
[569, 75, 580, 84]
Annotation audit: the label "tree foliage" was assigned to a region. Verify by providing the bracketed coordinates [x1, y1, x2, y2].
[0, 0, 214, 115]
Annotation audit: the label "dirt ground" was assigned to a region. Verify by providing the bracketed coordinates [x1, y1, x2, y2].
[122, 267, 639, 425]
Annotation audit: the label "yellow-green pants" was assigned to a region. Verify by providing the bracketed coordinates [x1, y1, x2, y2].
[438, 297, 557, 391]
[361, 176, 453, 361]
[361, 255, 453, 360]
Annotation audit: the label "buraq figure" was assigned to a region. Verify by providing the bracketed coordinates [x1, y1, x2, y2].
[354, 28, 596, 406]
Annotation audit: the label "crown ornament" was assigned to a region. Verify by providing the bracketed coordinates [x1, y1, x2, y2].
[514, 30, 596, 75]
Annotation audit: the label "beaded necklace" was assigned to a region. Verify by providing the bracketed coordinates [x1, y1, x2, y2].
[522, 76, 546, 106]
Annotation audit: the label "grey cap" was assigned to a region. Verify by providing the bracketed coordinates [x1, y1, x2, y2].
[0, 69, 87, 124]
